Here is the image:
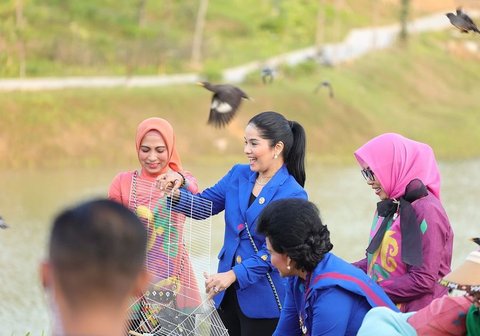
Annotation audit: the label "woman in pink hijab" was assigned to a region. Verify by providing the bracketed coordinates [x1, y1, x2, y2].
[353, 133, 454, 312]
[109, 117, 201, 326]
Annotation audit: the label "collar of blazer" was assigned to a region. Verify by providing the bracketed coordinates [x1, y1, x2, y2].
[238, 165, 290, 232]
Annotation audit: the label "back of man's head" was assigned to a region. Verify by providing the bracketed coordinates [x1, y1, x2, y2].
[47, 199, 147, 310]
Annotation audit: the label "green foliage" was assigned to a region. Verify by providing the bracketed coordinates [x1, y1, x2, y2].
[0, 0, 403, 77]
[200, 62, 222, 82]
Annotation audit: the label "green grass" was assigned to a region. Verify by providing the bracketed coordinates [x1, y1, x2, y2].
[1, 32, 479, 169]
[0, 0, 438, 77]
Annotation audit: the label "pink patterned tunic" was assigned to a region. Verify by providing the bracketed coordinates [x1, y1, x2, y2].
[353, 133, 454, 312]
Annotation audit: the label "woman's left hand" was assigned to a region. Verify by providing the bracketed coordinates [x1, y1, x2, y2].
[156, 170, 184, 194]
[203, 270, 237, 299]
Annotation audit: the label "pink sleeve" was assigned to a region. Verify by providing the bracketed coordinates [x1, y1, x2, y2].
[108, 172, 130, 206]
[407, 296, 470, 335]
[182, 170, 199, 194]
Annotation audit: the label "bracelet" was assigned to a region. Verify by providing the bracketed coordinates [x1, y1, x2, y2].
[439, 278, 480, 294]
[177, 171, 186, 188]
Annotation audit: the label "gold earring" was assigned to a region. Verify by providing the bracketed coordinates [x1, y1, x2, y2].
[274, 153, 278, 159]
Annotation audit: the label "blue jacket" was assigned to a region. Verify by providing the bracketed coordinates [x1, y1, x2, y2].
[274, 253, 398, 336]
[174, 164, 307, 318]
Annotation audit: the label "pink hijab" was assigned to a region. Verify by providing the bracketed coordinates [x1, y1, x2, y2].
[136, 117, 183, 175]
[354, 133, 441, 199]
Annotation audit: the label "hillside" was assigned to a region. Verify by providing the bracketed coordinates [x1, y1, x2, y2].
[0, 31, 479, 169]
[0, 0, 460, 77]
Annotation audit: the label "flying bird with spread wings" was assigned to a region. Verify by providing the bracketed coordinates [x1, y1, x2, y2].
[314, 81, 334, 98]
[198, 82, 250, 128]
[446, 8, 480, 34]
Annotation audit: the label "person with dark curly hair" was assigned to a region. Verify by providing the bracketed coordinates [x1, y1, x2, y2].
[257, 198, 398, 336]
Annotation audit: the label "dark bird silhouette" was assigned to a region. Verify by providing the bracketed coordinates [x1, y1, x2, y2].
[471, 237, 480, 246]
[314, 81, 334, 98]
[198, 82, 250, 128]
[0, 216, 8, 229]
[261, 66, 275, 84]
[446, 8, 480, 34]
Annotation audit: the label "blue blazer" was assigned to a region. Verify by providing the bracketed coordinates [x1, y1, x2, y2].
[174, 164, 307, 318]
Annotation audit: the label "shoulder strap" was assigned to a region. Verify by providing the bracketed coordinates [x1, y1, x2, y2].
[244, 222, 282, 311]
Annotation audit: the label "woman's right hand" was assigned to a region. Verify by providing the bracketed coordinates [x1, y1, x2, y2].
[156, 170, 183, 198]
[203, 271, 237, 299]
[157, 171, 183, 191]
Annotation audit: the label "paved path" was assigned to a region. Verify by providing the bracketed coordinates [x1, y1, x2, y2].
[0, 73, 201, 91]
[0, 11, 475, 91]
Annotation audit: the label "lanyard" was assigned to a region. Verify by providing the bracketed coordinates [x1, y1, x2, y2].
[299, 272, 312, 336]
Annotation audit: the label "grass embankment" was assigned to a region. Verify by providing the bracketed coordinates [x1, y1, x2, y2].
[0, 0, 455, 77]
[1, 32, 479, 169]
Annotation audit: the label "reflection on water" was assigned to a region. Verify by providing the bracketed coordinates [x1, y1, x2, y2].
[1, 159, 479, 334]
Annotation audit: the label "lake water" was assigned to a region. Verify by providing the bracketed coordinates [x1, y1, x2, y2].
[1, 159, 479, 334]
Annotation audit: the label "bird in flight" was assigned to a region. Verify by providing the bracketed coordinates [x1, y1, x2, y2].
[261, 66, 275, 84]
[198, 82, 250, 128]
[0, 216, 8, 229]
[446, 8, 480, 34]
[314, 81, 334, 98]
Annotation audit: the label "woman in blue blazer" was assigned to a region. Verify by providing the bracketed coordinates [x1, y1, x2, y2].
[171, 111, 308, 336]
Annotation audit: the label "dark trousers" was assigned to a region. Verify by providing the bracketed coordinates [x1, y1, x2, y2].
[218, 286, 279, 336]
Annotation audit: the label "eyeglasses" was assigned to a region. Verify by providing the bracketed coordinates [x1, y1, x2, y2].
[361, 168, 375, 181]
